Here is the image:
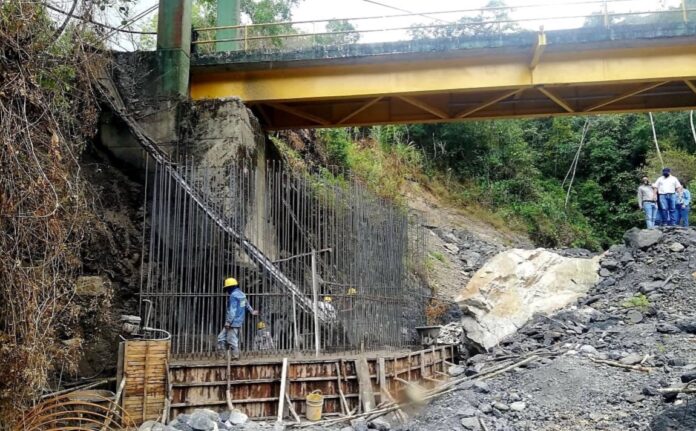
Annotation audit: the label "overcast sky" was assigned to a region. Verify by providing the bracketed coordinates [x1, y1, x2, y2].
[99, 0, 682, 50]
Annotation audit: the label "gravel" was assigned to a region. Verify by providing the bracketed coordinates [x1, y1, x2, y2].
[397, 227, 696, 431]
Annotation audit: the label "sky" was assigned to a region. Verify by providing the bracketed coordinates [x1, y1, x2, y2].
[94, 0, 682, 50]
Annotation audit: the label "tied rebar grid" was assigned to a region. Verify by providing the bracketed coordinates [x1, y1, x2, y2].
[142, 157, 427, 358]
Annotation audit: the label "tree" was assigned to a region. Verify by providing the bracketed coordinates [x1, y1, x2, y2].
[409, 0, 520, 39]
[316, 19, 360, 46]
[141, 0, 304, 51]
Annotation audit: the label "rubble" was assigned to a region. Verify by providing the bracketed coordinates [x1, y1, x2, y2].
[401, 228, 696, 431]
[456, 248, 600, 350]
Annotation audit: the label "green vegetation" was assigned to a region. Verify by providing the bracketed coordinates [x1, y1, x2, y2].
[622, 293, 651, 311]
[429, 251, 446, 262]
[295, 111, 696, 251]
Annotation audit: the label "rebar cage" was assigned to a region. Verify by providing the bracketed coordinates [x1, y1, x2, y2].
[141, 157, 427, 358]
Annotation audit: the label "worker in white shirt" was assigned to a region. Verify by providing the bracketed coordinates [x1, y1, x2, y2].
[653, 168, 682, 226]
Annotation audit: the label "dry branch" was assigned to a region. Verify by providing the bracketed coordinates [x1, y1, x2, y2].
[588, 357, 651, 373]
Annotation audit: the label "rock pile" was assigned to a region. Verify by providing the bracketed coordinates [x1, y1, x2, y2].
[456, 248, 600, 350]
[401, 228, 696, 431]
[140, 408, 282, 431]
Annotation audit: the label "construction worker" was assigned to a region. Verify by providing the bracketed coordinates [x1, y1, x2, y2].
[252, 321, 275, 351]
[217, 277, 258, 359]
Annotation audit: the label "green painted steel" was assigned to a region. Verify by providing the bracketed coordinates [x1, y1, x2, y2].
[216, 0, 240, 52]
[156, 0, 192, 96]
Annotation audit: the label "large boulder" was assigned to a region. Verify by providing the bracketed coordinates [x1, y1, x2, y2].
[623, 228, 663, 249]
[456, 248, 600, 350]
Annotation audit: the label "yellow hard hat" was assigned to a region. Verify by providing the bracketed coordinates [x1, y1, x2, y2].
[347, 288, 357, 296]
[257, 321, 266, 330]
[224, 277, 238, 288]
[323, 296, 332, 303]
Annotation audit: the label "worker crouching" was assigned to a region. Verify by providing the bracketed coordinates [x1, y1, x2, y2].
[217, 277, 258, 359]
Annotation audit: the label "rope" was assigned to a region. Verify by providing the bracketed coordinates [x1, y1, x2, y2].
[649, 112, 664, 169]
[563, 119, 590, 210]
[690, 110, 696, 147]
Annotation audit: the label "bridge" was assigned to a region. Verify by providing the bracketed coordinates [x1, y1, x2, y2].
[154, 0, 696, 129]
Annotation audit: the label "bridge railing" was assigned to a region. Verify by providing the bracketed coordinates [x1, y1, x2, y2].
[192, 0, 695, 54]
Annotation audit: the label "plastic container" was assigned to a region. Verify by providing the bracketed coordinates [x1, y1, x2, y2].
[305, 390, 324, 421]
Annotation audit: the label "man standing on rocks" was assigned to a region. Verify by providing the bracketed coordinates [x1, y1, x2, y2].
[653, 168, 682, 226]
[676, 185, 690, 227]
[217, 277, 258, 359]
[637, 176, 658, 229]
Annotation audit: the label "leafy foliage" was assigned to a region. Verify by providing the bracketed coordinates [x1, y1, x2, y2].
[303, 108, 696, 251]
[409, 0, 520, 39]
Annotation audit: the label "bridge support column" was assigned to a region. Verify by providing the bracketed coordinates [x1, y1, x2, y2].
[156, 0, 192, 97]
[216, 0, 240, 52]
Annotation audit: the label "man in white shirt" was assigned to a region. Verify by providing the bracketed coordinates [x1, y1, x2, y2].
[653, 168, 682, 226]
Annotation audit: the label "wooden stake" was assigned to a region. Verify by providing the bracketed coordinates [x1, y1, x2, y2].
[277, 358, 289, 422]
[286, 393, 301, 423]
[226, 349, 234, 411]
[588, 357, 651, 373]
[311, 250, 320, 357]
[335, 362, 350, 415]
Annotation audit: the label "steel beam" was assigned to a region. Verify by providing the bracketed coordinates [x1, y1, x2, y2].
[685, 80, 696, 95]
[338, 97, 383, 124]
[216, 0, 240, 52]
[538, 86, 574, 113]
[456, 88, 526, 118]
[530, 31, 547, 70]
[156, 0, 192, 97]
[397, 95, 450, 119]
[585, 81, 668, 112]
[191, 44, 696, 103]
[266, 103, 330, 126]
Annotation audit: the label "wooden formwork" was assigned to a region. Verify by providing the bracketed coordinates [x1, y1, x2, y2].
[165, 345, 455, 421]
[117, 339, 170, 424]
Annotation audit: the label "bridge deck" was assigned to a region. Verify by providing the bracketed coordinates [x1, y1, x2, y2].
[190, 23, 696, 129]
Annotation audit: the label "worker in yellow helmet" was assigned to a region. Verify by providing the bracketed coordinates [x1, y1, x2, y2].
[253, 320, 274, 351]
[216, 277, 258, 359]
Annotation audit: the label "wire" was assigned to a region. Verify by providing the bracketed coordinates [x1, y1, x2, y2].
[690, 110, 696, 147]
[361, 0, 454, 23]
[649, 112, 664, 169]
[42, 2, 157, 35]
[97, 4, 159, 43]
[563, 118, 590, 209]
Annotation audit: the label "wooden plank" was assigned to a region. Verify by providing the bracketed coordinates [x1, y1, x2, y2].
[335, 362, 349, 415]
[378, 357, 387, 403]
[142, 341, 151, 420]
[420, 351, 426, 379]
[170, 393, 358, 408]
[355, 358, 376, 413]
[277, 358, 288, 423]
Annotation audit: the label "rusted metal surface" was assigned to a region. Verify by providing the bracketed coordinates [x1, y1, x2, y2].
[14, 393, 135, 431]
[167, 346, 454, 420]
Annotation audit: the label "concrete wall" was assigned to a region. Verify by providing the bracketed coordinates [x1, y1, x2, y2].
[99, 52, 278, 258]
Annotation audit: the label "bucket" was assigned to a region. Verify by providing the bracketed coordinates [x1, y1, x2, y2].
[305, 390, 324, 421]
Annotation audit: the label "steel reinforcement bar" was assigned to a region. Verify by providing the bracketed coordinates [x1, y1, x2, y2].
[96, 75, 330, 322]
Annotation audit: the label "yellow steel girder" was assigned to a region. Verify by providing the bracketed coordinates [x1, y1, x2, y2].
[190, 45, 696, 103]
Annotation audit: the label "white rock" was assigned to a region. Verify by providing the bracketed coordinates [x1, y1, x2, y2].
[510, 402, 526, 411]
[228, 409, 248, 425]
[580, 345, 598, 355]
[455, 249, 600, 349]
[669, 242, 685, 252]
